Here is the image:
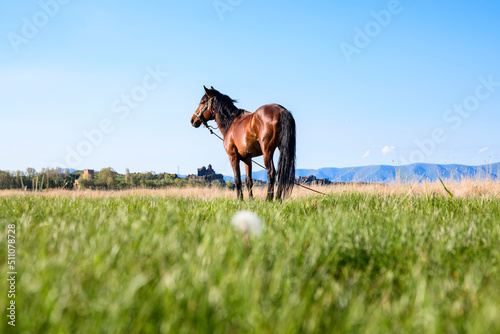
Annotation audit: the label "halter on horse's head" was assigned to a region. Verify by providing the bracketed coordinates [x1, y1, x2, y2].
[191, 86, 216, 128]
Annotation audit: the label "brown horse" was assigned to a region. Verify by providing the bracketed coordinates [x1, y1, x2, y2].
[191, 86, 296, 200]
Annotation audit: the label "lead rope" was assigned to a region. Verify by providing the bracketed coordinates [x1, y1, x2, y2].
[202, 123, 328, 196]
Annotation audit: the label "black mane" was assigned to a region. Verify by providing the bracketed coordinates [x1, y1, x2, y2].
[209, 89, 245, 133]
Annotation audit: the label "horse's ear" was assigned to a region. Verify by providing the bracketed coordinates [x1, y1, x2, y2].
[203, 85, 211, 97]
[211, 86, 215, 90]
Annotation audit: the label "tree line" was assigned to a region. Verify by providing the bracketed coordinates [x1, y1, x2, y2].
[0, 168, 232, 190]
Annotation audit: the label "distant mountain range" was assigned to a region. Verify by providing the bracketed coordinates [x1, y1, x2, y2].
[68, 163, 499, 184]
[245, 162, 500, 183]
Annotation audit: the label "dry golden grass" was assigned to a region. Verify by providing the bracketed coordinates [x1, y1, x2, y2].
[1, 179, 498, 199]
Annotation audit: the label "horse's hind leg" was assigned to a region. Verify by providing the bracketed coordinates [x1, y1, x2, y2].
[244, 159, 253, 198]
[263, 152, 276, 201]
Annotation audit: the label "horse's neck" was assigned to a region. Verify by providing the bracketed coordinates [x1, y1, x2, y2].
[214, 113, 227, 137]
[215, 107, 243, 137]
[213, 115, 223, 137]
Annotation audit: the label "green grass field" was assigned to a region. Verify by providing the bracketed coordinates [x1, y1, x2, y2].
[1, 191, 500, 333]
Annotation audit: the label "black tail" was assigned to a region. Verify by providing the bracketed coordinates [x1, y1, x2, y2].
[276, 109, 296, 200]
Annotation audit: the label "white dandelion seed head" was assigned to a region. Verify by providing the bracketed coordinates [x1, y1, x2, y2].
[231, 211, 262, 235]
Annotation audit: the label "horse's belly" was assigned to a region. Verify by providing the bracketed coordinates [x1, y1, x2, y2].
[238, 141, 262, 158]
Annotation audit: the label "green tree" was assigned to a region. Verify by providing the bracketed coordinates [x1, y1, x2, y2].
[98, 168, 117, 189]
[0, 171, 14, 189]
[125, 168, 131, 184]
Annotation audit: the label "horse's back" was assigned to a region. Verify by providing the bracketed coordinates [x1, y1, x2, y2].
[255, 103, 287, 118]
[250, 103, 286, 128]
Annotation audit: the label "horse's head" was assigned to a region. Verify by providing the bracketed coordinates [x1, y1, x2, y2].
[191, 86, 216, 128]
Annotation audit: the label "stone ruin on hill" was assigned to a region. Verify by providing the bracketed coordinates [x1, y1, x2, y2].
[187, 164, 225, 182]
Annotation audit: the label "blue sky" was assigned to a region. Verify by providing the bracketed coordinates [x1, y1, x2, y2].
[1, 0, 499, 175]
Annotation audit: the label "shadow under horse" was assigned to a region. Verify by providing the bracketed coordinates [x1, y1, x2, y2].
[191, 86, 296, 201]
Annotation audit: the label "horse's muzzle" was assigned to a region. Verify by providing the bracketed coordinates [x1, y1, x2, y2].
[191, 117, 201, 128]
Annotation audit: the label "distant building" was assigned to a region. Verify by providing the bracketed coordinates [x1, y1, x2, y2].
[83, 169, 94, 180]
[197, 164, 215, 177]
[188, 164, 224, 182]
[74, 169, 94, 190]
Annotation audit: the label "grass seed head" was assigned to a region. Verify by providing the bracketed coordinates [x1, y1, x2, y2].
[231, 211, 262, 236]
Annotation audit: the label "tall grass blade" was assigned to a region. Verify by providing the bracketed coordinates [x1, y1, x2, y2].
[438, 177, 454, 198]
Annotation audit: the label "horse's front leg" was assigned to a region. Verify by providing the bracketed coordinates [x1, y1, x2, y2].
[244, 159, 253, 199]
[229, 155, 243, 200]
